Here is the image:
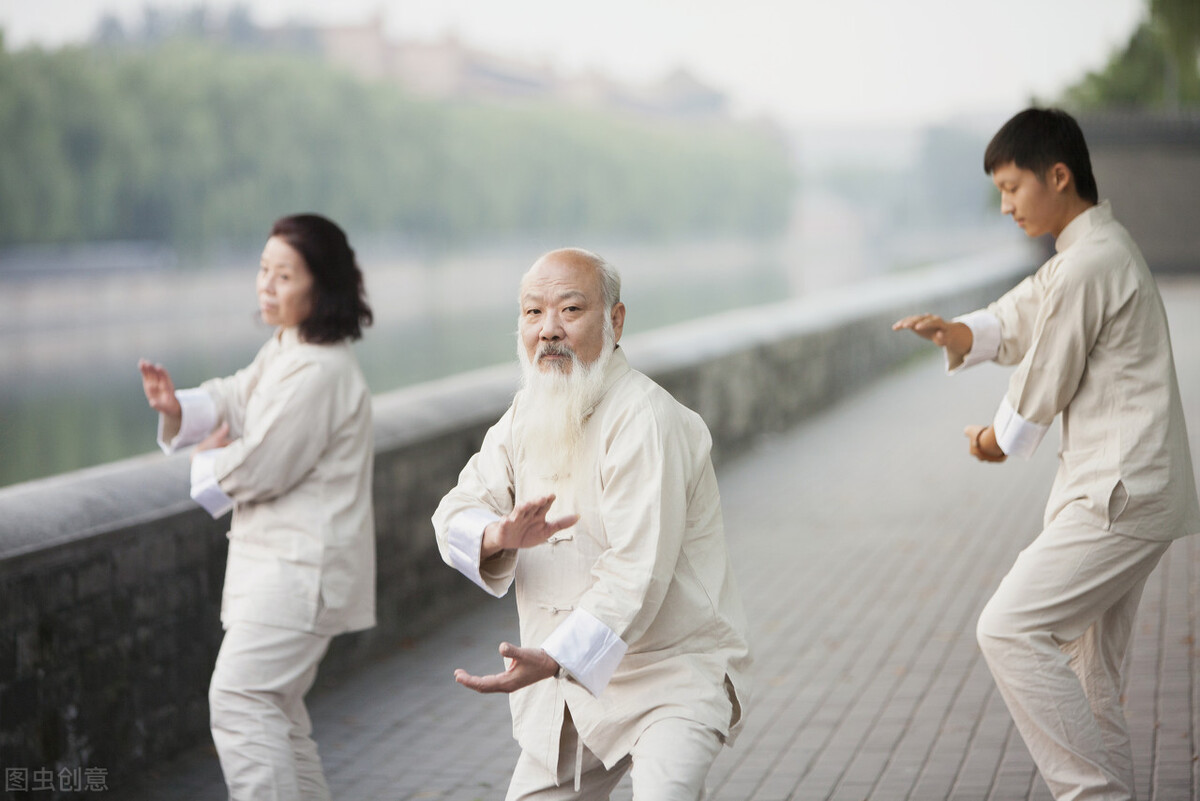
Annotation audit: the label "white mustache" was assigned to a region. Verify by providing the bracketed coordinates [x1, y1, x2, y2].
[538, 343, 575, 361]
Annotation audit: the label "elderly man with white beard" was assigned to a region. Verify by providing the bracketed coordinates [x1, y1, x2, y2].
[432, 248, 751, 800]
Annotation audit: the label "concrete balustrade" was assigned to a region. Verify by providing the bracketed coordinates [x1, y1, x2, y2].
[0, 248, 1032, 790]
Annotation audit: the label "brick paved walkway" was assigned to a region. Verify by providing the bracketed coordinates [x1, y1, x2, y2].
[114, 278, 1200, 801]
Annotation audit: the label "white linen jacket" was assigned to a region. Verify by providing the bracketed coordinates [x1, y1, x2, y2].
[160, 326, 376, 635]
[432, 347, 751, 776]
[952, 201, 1200, 541]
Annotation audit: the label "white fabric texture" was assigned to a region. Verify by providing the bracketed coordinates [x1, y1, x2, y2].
[505, 713, 722, 801]
[947, 309, 1002, 373]
[209, 621, 333, 801]
[976, 517, 1168, 801]
[540, 607, 628, 697]
[992, 396, 1050, 459]
[189, 447, 235, 518]
[445, 507, 505, 595]
[157, 387, 218, 453]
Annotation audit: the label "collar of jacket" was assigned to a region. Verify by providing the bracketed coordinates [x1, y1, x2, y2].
[274, 325, 304, 349]
[1056, 199, 1113, 253]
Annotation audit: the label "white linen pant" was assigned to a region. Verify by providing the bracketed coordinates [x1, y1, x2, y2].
[976, 515, 1169, 801]
[506, 711, 724, 800]
[209, 621, 333, 801]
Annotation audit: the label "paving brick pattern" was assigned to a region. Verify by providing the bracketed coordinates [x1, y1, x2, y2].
[112, 278, 1200, 801]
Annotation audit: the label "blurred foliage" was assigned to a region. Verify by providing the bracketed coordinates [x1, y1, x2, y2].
[0, 38, 795, 251]
[1061, 0, 1200, 110]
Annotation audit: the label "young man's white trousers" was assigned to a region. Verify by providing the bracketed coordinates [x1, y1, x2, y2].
[976, 515, 1169, 801]
[505, 711, 723, 800]
[209, 621, 334, 801]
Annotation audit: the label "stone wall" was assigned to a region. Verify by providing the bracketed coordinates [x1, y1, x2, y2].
[0, 248, 1031, 793]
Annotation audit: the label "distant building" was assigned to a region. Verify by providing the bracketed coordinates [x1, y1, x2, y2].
[646, 68, 728, 117]
[107, 7, 732, 120]
[277, 14, 728, 119]
[395, 33, 559, 101]
[316, 13, 396, 81]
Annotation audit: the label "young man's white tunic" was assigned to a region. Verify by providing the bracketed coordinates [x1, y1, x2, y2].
[953, 201, 1200, 539]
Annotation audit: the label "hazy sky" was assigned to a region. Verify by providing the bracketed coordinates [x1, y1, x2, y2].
[0, 0, 1146, 130]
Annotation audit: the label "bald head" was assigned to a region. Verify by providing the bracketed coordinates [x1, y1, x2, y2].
[523, 248, 621, 311]
[518, 247, 625, 372]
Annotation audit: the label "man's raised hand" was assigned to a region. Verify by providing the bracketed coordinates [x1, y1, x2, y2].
[892, 313, 973, 358]
[480, 494, 578, 560]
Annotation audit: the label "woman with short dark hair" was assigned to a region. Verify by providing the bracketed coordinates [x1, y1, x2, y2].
[138, 213, 375, 800]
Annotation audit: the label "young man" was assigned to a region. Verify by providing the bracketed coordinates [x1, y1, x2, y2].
[894, 108, 1200, 801]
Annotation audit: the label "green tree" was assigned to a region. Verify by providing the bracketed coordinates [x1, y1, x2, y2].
[1151, 0, 1200, 107]
[0, 38, 795, 251]
[1061, 0, 1200, 110]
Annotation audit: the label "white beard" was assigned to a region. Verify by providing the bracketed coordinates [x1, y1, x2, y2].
[517, 325, 615, 483]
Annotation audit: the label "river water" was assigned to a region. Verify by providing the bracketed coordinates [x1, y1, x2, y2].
[0, 238, 795, 488]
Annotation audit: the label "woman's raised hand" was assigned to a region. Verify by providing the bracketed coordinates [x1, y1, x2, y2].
[138, 359, 182, 419]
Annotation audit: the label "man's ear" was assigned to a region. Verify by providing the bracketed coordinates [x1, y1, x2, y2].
[610, 302, 626, 344]
[1049, 162, 1073, 194]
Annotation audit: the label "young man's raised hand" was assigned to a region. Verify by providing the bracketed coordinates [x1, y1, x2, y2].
[891, 313, 974, 361]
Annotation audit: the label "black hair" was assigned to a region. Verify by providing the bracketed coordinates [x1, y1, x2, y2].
[269, 213, 373, 343]
[983, 108, 1099, 204]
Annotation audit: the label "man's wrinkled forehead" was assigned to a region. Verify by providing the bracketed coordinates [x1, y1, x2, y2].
[519, 254, 601, 305]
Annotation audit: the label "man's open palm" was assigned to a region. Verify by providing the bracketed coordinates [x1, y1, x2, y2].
[454, 642, 559, 694]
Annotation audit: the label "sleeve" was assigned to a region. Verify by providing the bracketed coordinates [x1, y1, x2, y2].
[945, 310, 1001, 373]
[992, 262, 1106, 458]
[157, 388, 218, 454]
[992, 396, 1050, 459]
[199, 341, 273, 440]
[209, 357, 338, 504]
[431, 408, 519, 597]
[189, 447, 235, 518]
[541, 608, 627, 697]
[987, 272, 1045, 367]
[541, 400, 696, 697]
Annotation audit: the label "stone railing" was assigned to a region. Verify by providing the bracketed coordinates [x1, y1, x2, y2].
[0, 246, 1032, 791]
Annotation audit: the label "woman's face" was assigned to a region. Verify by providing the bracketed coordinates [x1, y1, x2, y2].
[257, 236, 315, 329]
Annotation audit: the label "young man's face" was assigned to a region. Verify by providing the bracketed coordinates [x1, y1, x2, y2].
[991, 162, 1066, 240]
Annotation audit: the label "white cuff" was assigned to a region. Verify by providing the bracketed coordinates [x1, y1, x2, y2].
[947, 310, 1001, 373]
[541, 608, 628, 697]
[446, 508, 506, 597]
[189, 448, 235, 518]
[992, 396, 1049, 459]
[158, 388, 218, 454]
